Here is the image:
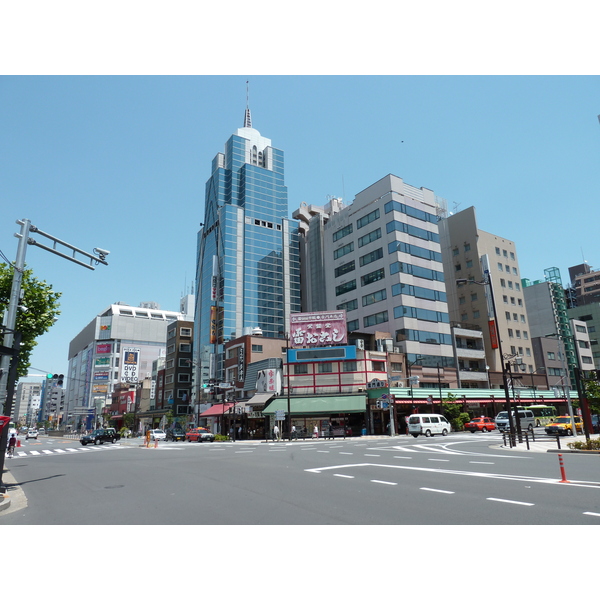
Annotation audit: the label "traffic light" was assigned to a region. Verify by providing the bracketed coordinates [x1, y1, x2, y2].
[47, 373, 64, 387]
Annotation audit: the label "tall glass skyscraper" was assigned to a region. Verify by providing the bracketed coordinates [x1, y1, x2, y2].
[194, 107, 301, 391]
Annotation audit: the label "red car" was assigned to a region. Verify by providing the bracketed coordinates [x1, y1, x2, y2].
[464, 417, 496, 433]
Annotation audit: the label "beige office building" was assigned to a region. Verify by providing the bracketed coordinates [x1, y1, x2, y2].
[439, 206, 534, 386]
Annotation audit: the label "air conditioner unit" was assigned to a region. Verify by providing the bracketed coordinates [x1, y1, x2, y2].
[356, 339, 365, 350]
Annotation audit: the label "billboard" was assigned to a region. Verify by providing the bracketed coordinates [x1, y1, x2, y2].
[121, 347, 140, 383]
[290, 310, 347, 348]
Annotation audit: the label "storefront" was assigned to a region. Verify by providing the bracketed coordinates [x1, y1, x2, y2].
[262, 394, 367, 438]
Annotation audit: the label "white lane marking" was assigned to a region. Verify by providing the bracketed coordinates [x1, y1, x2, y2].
[583, 512, 600, 517]
[420, 488, 455, 494]
[365, 454, 380, 457]
[54, 449, 67, 453]
[339, 452, 353, 455]
[305, 462, 600, 489]
[235, 451, 254, 454]
[334, 474, 355, 479]
[42, 450, 54, 454]
[470, 461, 495, 464]
[29, 451, 40, 455]
[67, 448, 79, 452]
[487, 498, 534, 506]
[428, 459, 450, 462]
[317, 450, 329, 453]
[371, 480, 397, 486]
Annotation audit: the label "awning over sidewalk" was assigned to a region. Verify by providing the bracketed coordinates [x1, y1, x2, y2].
[247, 392, 274, 407]
[199, 403, 236, 417]
[262, 395, 366, 415]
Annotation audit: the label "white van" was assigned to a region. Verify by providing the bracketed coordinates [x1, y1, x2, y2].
[407, 414, 451, 438]
[495, 409, 535, 432]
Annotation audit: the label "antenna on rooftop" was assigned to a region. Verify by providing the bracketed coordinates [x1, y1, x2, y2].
[244, 80, 252, 128]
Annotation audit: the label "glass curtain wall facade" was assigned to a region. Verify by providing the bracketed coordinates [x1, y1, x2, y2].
[194, 113, 301, 393]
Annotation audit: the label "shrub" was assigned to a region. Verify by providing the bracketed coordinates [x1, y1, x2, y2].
[567, 438, 600, 451]
[214, 434, 229, 442]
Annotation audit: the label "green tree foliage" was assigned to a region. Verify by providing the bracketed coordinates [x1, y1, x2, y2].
[0, 264, 61, 379]
[582, 378, 600, 415]
[441, 392, 471, 431]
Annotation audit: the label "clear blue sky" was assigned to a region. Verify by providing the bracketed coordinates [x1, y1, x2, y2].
[1, 75, 599, 379]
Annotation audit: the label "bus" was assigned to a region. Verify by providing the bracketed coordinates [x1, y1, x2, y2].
[522, 405, 557, 427]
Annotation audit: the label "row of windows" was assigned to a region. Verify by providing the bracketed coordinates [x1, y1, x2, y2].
[335, 248, 385, 278]
[336, 289, 388, 311]
[390, 261, 445, 282]
[495, 247, 516, 261]
[388, 240, 442, 263]
[332, 199, 437, 246]
[498, 262, 518, 276]
[396, 329, 452, 345]
[293, 360, 386, 374]
[386, 220, 440, 243]
[391, 283, 447, 303]
[394, 305, 450, 323]
[335, 267, 386, 296]
[384, 199, 438, 224]
[505, 311, 527, 324]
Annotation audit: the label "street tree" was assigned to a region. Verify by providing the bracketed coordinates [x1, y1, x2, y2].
[0, 263, 61, 379]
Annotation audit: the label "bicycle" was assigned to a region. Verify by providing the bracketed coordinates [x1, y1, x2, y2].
[6, 444, 15, 458]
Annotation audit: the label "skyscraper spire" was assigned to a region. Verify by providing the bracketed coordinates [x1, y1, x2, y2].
[244, 80, 252, 128]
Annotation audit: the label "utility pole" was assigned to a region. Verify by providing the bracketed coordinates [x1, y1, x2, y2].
[0, 218, 109, 492]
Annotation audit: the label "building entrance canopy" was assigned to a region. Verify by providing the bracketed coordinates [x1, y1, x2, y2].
[263, 395, 366, 416]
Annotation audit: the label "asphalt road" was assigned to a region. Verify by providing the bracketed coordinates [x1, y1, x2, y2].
[2, 433, 600, 525]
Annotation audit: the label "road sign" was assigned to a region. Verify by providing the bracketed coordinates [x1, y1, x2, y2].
[367, 378, 387, 389]
[275, 410, 286, 420]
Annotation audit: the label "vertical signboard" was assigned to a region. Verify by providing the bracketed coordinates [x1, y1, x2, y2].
[121, 348, 140, 383]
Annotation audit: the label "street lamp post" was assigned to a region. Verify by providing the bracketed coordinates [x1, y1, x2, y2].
[457, 272, 517, 445]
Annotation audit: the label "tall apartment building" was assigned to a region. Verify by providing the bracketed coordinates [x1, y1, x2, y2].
[14, 380, 42, 426]
[66, 301, 185, 431]
[522, 268, 593, 387]
[312, 173, 455, 387]
[439, 206, 534, 386]
[569, 263, 600, 306]
[194, 106, 301, 394]
[567, 302, 600, 369]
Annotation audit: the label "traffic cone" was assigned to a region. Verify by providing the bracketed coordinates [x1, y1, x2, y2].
[16, 439, 21, 447]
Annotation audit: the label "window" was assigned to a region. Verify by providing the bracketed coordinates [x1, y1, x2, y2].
[178, 358, 191, 368]
[356, 208, 380, 229]
[180, 327, 192, 337]
[318, 362, 333, 373]
[294, 363, 308, 375]
[178, 373, 191, 383]
[361, 268, 385, 287]
[179, 343, 191, 352]
[582, 356, 593, 364]
[334, 242, 354, 260]
[471, 293, 478, 302]
[508, 329, 514, 338]
[505, 265, 510, 273]
[495, 247, 501, 255]
[333, 224, 353, 242]
[503, 295, 508, 304]
[343, 361, 357, 372]
[453, 247, 459, 256]
[360, 247, 383, 267]
[464, 243, 471, 251]
[500, 279, 506, 287]
[335, 261, 355, 278]
[508, 281, 513, 289]
[337, 298, 358, 312]
[358, 228, 382, 248]
[466, 260, 473, 268]
[459, 296, 466, 305]
[503, 250, 508, 258]
[251, 344, 263, 352]
[547, 351, 555, 360]
[512, 267, 518, 275]
[364, 311, 389, 327]
[473, 310, 480, 319]
[498, 262, 504, 272]
[372, 361, 386, 372]
[510, 252, 515, 260]
[576, 324, 587, 333]
[505, 311, 511, 320]
[362, 289, 387, 306]
[347, 319, 359, 332]
[336, 280, 357, 296]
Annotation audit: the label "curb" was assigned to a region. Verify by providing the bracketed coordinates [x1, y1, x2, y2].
[0, 492, 11, 513]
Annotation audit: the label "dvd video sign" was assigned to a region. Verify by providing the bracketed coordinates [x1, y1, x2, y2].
[290, 310, 347, 348]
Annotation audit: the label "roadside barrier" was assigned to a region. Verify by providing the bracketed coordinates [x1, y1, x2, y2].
[557, 453, 569, 483]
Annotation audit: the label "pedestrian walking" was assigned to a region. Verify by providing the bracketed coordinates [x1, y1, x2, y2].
[313, 424, 319, 439]
[291, 424, 297, 440]
[328, 422, 334, 440]
[273, 424, 280, 441]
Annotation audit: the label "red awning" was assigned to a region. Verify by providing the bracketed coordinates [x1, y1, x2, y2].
[199, 403, 236, 417]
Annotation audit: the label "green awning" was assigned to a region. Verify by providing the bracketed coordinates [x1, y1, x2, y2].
[262, 395, 366, 415]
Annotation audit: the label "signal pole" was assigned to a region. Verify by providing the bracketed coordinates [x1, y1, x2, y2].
[0, 218, 109, 492]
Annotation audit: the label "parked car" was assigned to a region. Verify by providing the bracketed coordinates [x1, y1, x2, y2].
[80, 428, 120, 445]
[166, 428, 186, 441]
[149, 429, 167, 441]
[26, 428, 38, 439]
[545, 415, 584, 436]
[464, 417, 496, 433]
[38, 428, 45, 434]
[185, 427, 215, 443]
